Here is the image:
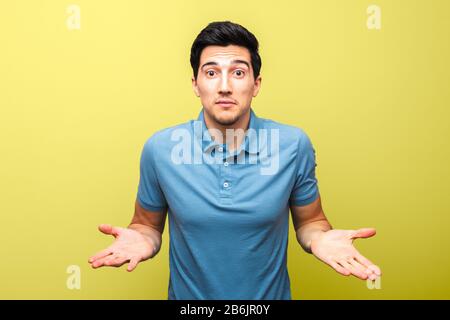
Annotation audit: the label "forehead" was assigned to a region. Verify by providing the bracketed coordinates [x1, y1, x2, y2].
[199, 45, 251, 65]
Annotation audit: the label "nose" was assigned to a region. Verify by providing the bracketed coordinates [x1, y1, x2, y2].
[219, 73, 232, 95]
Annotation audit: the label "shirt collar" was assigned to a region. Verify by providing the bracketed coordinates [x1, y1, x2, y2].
[193, 108, 261, 156]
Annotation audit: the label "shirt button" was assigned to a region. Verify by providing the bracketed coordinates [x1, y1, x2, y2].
[218, 147, 223, 152]
[223, 182, 229, 188]
[224, 161, 229, 167]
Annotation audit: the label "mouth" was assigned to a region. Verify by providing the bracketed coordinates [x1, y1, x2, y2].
[216, 100, 237, 108]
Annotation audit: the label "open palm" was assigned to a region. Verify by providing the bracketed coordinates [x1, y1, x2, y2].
[88, 224, 155, 272]
[311, 228, 382, 280]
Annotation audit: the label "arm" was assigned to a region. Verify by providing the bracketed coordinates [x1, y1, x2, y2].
[89, 134, 170, 271]
[88, 200, 167, 271]
[128, 199, 168, 257]
[290, 195, 332, 254]
[290, 195, 381, 280]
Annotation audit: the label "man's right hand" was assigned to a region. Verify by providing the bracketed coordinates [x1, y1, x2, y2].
[88, 224, 156, 272]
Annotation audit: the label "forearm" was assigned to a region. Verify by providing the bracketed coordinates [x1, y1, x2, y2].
[127, 223, 162, 257]
[296, 219, 332, 254]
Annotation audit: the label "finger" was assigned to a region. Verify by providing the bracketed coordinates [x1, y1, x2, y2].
[354, 254, 382, 276]
[329, 261, 351, 276]
[127, 256, 141, 272]
[113, 258, 129, 268]
[339, 260, 368, 280]
[336, 261, 352, 276]
[350, 228, 376, 240]
[102, 254, 125, 267]
[367, 264, 382, 277]
[89, 248, 113, 263]
[91, 256, 110, 268]
[98, 224, 120, 237]
[354, 253, 375, 269]
[349, 258, 369, 280]
[91, 254, 119, 268]
[105, 255, 129, 267]
[368, 273, 378, 281]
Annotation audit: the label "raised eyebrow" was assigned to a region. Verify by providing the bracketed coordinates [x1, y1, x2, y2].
[200, 60, 250, 71]
[230, 59, 250, 69]
[200, 61, 218, 70]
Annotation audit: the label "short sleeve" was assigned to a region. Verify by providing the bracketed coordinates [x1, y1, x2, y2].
[136, 136, 168, 212]
[289, 131, 320, 206]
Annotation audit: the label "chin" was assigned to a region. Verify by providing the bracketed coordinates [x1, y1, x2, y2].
[215, 113, 240, 126]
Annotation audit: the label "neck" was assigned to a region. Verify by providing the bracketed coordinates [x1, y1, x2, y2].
[203, 109, 251, 152]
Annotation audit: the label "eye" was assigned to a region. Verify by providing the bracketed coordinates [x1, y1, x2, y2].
[206, 70, 216, 77]
[234, 70, 245, 77]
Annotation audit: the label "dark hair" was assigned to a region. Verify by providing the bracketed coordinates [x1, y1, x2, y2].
[190, 21, 262, 80]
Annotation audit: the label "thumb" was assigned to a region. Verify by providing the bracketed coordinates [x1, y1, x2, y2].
[350, 227, 376, 240]
[98, 224, 120, 237]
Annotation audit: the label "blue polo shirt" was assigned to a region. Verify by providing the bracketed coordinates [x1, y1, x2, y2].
[136, 108, 319, 300]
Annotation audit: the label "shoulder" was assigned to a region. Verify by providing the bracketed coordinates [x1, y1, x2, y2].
[259, 117, 313, 150]
[142, 121, 192, 151]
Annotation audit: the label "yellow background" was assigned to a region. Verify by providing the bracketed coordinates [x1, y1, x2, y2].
[1, 0, 449, 299]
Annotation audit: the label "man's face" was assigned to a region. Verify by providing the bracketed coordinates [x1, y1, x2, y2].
[192, 45, 261, 127]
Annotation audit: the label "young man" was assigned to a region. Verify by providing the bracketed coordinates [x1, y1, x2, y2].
[88, 21, 381, 299]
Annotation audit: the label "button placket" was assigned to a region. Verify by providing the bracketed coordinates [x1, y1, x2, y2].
[219, 149, 233, 203]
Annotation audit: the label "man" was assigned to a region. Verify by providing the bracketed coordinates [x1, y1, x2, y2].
[88, 21, 381, 299]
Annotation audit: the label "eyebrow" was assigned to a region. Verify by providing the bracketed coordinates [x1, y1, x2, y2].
[200, 59, 250, 70]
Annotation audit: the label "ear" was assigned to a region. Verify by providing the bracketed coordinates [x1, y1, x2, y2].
[252, 75, 262, 97]
[192, 75, 200, 97]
